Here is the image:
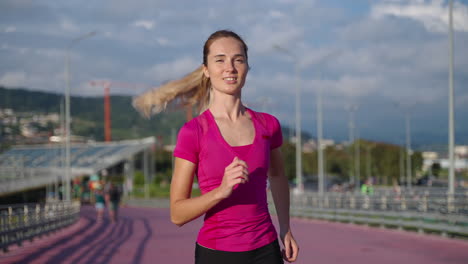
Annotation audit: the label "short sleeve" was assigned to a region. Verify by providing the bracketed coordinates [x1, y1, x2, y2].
[173, 120, 199, 164]
[265, 114, 283, 150]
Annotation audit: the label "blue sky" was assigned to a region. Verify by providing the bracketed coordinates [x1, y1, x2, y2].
[1, 0, 467, 147]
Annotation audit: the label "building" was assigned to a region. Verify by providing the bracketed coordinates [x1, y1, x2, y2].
[422, 147, 468, 172]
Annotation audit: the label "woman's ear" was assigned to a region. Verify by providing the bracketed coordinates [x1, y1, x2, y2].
[203, 65, 210, 78]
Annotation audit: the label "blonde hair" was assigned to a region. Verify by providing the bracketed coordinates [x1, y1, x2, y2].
[133, 30, 248, 118]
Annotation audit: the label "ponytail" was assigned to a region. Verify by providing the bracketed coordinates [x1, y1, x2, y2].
[132, 65, 211, 118]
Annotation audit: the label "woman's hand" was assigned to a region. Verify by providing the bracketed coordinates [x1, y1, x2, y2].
[215, 156, 249, 199]
[281, 229, 299, 262]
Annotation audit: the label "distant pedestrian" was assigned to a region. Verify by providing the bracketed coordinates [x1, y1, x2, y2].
[105, 183, 121, 223]
[134, 29, 299, 263]
[361, 179, 374, 195]
[94, 187, 106, 221]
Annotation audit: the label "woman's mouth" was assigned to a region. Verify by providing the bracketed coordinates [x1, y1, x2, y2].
[223, 77, 238, 84]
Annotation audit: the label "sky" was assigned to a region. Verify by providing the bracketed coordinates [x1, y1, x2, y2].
[1, 0, 467, 147]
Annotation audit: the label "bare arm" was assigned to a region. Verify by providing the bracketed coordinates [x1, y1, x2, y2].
[170, 157, 249, 226]
[268, 148, 299, 262]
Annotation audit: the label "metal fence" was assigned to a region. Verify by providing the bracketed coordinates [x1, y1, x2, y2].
[0, 201, 80, 252]
[288, 191, 468, 237]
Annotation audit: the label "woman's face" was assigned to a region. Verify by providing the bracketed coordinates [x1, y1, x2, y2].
[203, 37, 248, 96]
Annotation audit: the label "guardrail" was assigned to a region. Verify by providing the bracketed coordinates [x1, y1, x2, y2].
[0, 201, 80, 252]
[288, 191, 468, 237]
[371, 186, 468, 197]
[125, 190, 468, 237]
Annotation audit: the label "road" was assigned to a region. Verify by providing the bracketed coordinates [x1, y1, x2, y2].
[1, 205, 468, 263]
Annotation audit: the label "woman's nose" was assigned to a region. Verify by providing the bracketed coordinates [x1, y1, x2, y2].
[224, 60, 237, 72]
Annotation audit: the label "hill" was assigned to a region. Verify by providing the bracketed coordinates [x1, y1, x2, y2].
[0, 86, 186, 143]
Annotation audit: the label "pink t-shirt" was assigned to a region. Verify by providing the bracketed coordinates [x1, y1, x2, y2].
[173, 108, 283, 252]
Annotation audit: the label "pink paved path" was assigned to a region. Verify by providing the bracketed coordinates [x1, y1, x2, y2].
[1, 205, 468, 264]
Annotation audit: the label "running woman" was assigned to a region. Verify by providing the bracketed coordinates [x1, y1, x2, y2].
[134, 30, 299, 264]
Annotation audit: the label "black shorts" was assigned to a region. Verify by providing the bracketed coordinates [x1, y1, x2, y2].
[195, 239, 284, 264]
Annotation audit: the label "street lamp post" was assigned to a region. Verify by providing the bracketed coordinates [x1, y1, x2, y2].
[355, 128, 361, 189]
[273, 45, 303, 193]
[64, 31, 96, 201]
[393, 102, 414, 190]
[448, 0, 455, 195]
[366, 144, 374, 181]
[294, 63, 303, 193]
[405, 113, 412, 189]
[317, 82, 324, 196]
[346, 105, 357, 185]
[399, 145, 405, 186]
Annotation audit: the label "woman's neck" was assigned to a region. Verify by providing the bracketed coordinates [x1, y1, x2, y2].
[209, 92, 245, 121]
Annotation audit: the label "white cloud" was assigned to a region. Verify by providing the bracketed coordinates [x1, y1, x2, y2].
[328, 75, 380, 98]
[248, 72, 294, 94]
[372, 0, 468, 33]
[298, 48, 343, 71]
[144, 57, 200, 83]
[33, 48, 65, 58]
[269, 10, 285, 18]
[133, 20, 155, 30]
[156, 37, 170, 46]
[248, 24, 304, 54]
[1, 0, 467, 143]
[5, 26, 17, 33]
[0, 70, 64, 94]
[0, 44, 30, 54]
[0, 71, 27, 87]
[59, 18, 80, 33]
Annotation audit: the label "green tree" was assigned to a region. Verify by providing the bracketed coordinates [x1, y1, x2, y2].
[431, 163, 441, 177]
[155, 148, 174, 185]
[325, 146, 350, 182]
[134, 171, 145, 185]
[280, 141, 296, 182]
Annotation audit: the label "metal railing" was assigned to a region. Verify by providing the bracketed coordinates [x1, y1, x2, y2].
[288, 191, 468, 237]
[0, 201, 80, 252]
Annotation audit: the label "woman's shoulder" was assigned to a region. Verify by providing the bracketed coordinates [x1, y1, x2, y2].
[179, 110, 211, 133]
[248, 109, 283, 148]
[248, 108, 280, 126]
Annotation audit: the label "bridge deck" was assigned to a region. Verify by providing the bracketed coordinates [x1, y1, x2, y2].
[1, 205, 468, 263]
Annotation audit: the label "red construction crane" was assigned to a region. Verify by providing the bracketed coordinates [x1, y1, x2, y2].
[89, 80, 147, 142]
[90, 80, 195, 142]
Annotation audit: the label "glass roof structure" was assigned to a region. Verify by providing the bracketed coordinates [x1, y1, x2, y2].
[0, 137, 155, 195]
